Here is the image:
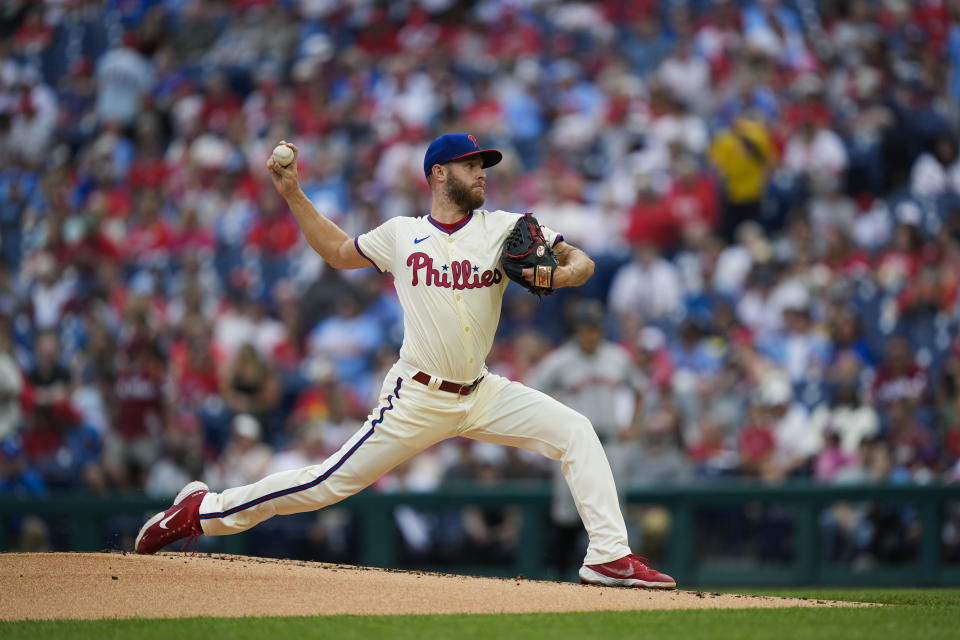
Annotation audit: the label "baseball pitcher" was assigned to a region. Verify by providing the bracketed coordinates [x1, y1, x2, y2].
[134, 133, 675, 589]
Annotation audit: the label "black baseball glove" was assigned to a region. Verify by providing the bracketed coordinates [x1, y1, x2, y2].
[501, 213, 558, 296]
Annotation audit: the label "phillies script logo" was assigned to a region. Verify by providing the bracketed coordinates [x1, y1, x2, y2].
[406, 252, 502, 289]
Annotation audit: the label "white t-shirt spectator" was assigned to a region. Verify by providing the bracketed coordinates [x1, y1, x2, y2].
[9, 81, 57, 163]
[608, 255, 683, 322]
[772, 402, 815, 469]
[713, 244, 753, 295]
[658, 52, 711, 112]
[808, 403, 879, 455]
[373, 71, 438, 129]
[784, 128, 848, 178]
[530, 200, 616, 255]
[646, 112, 709, 156]
[809, 193, 857, 236]
[910, 152, 960, 199]
[31, 278, 74, 331]
[214, 308, 256, 358]
[95, 47, 154, 125]
[851, 200, 893, 251]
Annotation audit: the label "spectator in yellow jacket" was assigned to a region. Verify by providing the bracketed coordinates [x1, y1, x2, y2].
[708, 116, 777, 242]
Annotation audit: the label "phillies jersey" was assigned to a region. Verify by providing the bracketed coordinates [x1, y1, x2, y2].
[355, 210, 561, 383]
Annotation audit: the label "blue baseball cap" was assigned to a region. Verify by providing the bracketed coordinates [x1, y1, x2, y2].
[423, 133, 502, 178]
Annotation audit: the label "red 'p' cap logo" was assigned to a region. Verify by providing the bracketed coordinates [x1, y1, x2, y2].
[468, 134, 478, 148]
[537, 246, 545, 257]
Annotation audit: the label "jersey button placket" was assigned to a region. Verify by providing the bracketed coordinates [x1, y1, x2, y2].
[444, 234, 475, 370]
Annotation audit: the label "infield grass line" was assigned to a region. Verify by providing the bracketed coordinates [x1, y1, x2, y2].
[725, 587, 960, 607]
[1, 589, 958, 640]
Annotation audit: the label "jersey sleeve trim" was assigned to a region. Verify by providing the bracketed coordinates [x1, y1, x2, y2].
[552, 234, 564, 247]
[354, 236, 385, 273]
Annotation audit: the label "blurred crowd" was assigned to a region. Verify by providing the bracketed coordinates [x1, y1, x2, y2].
[2, 0, 960, 567]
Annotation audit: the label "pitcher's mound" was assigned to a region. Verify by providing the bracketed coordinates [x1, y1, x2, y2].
[0, 552, 863, 620]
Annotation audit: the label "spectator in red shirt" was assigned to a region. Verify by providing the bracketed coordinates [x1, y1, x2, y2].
[290, 73, 333, 138]
[103, 339, 170, 487]
[353, 7, 401, 56]
[127, 127, 171, 191]
[247, 191, 299, 257]
[126, 189, 174, 267]
[897, 263, 954, 321]
[70, 211, 122, 291]
[633, 326, 674, 392]
[487, 7, 544, 59]
[665, 153, 720, 237]
[871, 335, 929, 410]
[687, 416, 736, 473]
[781, 75, 832, 139]
[462, 78, 502, 133]
[21, 331, 79, 483]
[875, 211, 925, 292]
[738, 404, 776, 477]
[626, 176, 674, 250]
[821, 227, 871, 280]
[172, 204, 215, 260]
[199, 70, 242, 135]
[247, 188, 300, 292]
[13, 6, 53, 54]
[692, 0, 742, 82]
[170, 320, 223, 418]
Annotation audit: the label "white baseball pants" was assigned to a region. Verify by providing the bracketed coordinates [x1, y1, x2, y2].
[198, 359, 631, 565]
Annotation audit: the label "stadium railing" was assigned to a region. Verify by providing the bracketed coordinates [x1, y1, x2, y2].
[1, 482, 957, 586]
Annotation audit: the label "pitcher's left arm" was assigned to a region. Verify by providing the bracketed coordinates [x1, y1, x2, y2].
[524, 240, 594, 289]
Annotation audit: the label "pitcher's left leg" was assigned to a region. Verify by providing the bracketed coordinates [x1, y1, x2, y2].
[461, 373, 630, 565]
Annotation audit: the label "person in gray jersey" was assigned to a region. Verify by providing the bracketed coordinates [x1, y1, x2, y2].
[527, 300, 646, 578]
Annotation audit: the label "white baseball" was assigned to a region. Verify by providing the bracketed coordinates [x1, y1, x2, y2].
[272, 144, 295, 167]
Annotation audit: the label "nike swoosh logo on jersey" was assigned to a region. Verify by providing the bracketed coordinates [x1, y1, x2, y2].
[159, 508, 182, 530]
[414, 236, 430, 244]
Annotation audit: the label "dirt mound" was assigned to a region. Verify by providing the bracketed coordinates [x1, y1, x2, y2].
[0, 552, 862, 620]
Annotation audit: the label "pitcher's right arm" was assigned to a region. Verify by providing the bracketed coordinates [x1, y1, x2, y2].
[267, 142, 369, 270]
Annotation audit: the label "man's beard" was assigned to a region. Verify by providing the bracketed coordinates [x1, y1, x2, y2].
[445, 172, 485, 211]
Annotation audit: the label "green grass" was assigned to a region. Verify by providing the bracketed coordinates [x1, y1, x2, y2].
[2, 589, 959, 640]
[729, 587, 960, 607]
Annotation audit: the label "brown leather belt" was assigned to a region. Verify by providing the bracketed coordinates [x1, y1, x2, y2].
[412, 371, 483, 396]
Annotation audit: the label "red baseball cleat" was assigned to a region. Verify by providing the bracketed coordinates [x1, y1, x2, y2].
[135, 481, 208, 555]
[579, 554, 677, 589]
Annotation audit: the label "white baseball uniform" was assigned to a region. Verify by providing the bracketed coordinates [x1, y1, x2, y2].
[197, 209, 632, 565]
